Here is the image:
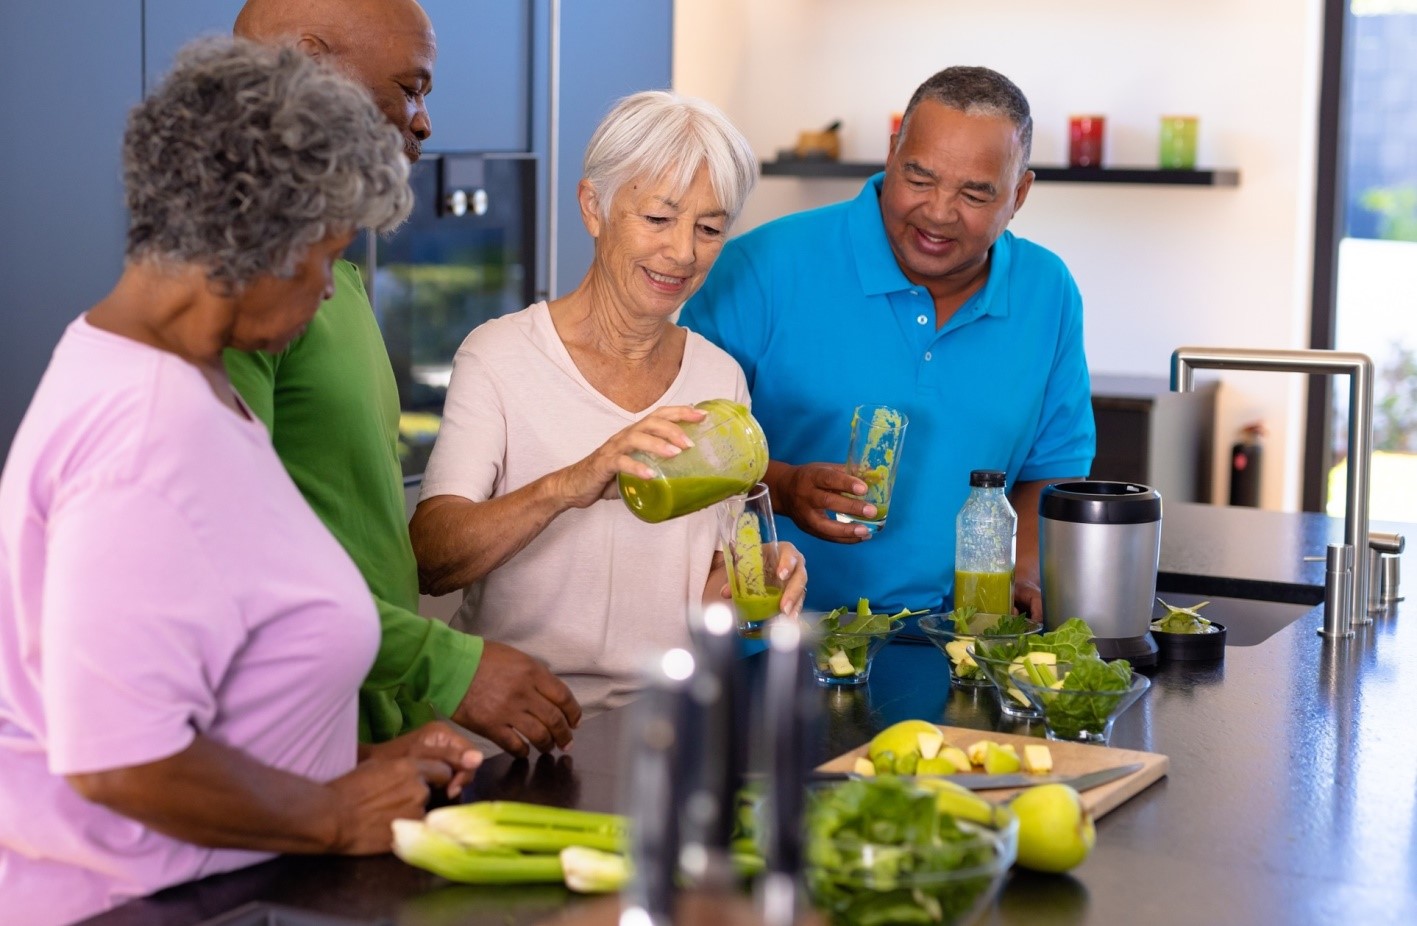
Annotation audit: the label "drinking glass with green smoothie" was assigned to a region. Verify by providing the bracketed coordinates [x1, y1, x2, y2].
[832, 404, 909, 534]
[618, 399, 770, 523]
[718, 482, 785, 636]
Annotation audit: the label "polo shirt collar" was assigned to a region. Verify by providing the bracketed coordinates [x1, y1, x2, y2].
[847, 173, 1017, 321]
[848, 173, 914, 296]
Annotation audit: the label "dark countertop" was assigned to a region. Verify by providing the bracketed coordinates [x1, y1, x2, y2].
[81, 504, 1417, 926]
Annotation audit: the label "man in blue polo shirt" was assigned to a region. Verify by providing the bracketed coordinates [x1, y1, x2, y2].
[680, 66, 1095, 616]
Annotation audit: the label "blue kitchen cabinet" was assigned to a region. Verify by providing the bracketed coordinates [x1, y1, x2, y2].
[543, 0, 673, 296]
[141, 0, 246, 91]
[0, 2, 142, 454]
[419, 0, 532, 153]
[142, 0, 531, 153]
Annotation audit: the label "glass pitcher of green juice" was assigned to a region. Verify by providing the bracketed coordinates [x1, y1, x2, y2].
[618, 399, 770, 523]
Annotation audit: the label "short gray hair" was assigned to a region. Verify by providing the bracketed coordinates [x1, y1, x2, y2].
[124, 36, 413, 293]
[900, 66, 1033, 176]
[583, 90, 757, 226]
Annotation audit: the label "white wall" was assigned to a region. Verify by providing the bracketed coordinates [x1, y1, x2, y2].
[674, 0, 1326, 510]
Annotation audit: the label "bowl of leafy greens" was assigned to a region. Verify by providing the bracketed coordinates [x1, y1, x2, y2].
[809, 600, 914, 686]
[918, 608, 1040, 689]
[1150, 597, 1227, 661]
[966, 617, 1100, 719]
[805, 776, 1017, 926]
[1009, 656, 1150, 744]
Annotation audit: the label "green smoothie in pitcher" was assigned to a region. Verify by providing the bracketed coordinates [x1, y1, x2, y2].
[619, 474, 747, 524]
[617, 399, 769, 523]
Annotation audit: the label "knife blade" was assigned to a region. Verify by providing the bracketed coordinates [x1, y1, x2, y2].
[804, 761, 1144, 792]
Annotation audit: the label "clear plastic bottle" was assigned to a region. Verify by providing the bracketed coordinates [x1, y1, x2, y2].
[954, 470, 1016, 614]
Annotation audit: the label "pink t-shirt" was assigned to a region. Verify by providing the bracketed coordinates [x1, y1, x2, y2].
[0, 318, 380, 925]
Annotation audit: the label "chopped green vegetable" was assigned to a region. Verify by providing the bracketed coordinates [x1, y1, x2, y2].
[1042, 656, 1134, 740]
[1152, 598, 1217, 634]
[813, 599, 924, 679]
[805, 778, 1005, 926]
[397, 798, 767, 890]
[426, 801, 629, 854]
[391, 819, 566, 884]
[559, 846, 631, 893]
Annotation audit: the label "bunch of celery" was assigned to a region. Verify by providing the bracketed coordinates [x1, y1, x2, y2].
[391, 801, 633, 893]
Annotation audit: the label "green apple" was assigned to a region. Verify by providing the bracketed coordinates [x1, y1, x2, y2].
[1011, 783, 1096, 873]
[867, 720, 942, 761]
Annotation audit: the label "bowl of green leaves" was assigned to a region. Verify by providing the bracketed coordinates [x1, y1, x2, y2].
[966, 617, 1100, 719]
[805, 776, 1017, 926]
[1008, 656, 1150, 745]
[1150, 598, 1227, 661]
[809, 600, 908, 686]
[918, 607, 1040, 689]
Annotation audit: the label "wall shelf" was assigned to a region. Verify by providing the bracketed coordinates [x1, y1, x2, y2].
[761, 159, 1240, 187]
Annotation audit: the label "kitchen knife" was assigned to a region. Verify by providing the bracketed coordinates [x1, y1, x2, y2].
[803, 761, 1144, 792]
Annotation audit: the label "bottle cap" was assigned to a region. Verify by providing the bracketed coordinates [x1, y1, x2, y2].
[969, 469, 1005, 488]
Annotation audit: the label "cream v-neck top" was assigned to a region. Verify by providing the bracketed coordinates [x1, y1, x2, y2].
[420, 302, 750, 716]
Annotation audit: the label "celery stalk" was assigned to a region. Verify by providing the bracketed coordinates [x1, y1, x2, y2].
[426, 802, 630, 854]
[560, 846, 631, 893]
[391, 820, 565, 884]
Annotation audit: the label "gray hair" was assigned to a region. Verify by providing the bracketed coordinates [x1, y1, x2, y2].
[124, 36, 413, 293]
[900, 66, 1033, 176]
[583, 90, 757, 226]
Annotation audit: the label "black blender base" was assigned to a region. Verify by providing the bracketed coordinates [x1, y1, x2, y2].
[1094, 632, 1159, 670]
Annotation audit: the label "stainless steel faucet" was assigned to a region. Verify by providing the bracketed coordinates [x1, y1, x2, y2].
[1170, 346, 1375, 635]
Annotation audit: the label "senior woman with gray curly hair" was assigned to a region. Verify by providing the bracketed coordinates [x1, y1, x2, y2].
[410, 91, 807, 718]
[0, 38, 480, 925]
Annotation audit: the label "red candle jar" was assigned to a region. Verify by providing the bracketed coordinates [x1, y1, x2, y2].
[1068, 115, 1106, 168]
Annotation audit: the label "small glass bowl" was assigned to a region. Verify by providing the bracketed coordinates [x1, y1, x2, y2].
[804, 779, 1018, 926]
[810, 618, 903, 687]
[965, 642, 1045, 720]
[1009, 664, 1151, 745]
[918, 612, 1041, 689]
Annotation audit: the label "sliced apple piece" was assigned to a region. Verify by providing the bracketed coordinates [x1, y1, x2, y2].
[1021, 744, 1053, 774]
[944, 639, 976, 669]
[967, 740, 993, 767]
[983, 741, 1022, 774]
[941, 746, 971, 772]
[915, 730, 946, 760]
[853, 756, 877, 777]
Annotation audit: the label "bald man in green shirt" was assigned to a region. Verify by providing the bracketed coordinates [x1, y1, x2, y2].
[225, 0, 580, 756]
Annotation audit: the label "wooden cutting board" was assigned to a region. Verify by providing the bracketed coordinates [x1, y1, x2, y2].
[817, 725, 1169, 819]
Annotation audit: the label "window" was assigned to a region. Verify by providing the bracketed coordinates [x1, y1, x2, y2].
[1309, 1, 1417, 519]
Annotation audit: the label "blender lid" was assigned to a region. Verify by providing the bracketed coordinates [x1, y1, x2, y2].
[1040, 480, 1162, 524]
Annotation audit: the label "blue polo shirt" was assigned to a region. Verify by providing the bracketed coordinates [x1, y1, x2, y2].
[680, 174, 1095, 612]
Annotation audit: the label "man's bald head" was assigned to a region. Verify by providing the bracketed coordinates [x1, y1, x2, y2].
[236, 0, 436, 161]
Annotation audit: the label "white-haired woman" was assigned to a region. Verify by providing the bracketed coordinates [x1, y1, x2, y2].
[411, 91, 806, 716]
[0, 38, 480, 925]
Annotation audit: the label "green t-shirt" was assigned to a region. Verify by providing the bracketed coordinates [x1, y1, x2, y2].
[223, 260, 482, 741]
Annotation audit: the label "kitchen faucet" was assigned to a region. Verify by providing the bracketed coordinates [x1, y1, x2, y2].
[1170, 347, 1374, 635]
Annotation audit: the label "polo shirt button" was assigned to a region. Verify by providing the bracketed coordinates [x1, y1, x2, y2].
[924, 351, 933, 361]
[916, 314, 928, 325]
